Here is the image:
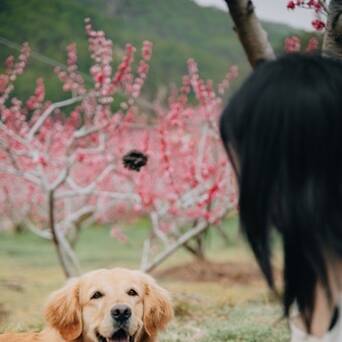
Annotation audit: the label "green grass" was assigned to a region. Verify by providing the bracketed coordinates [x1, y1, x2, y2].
[0, 217, 289, 341]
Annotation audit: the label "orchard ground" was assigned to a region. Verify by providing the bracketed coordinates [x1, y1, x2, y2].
[0, 216, 289, 341]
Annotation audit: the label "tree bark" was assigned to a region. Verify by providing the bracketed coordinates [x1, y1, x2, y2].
[183, 219, 207, 260]
[48, 191, 79, 278]
[323, 0, 342, 59]
[141, 220, 210, 273]
[214, 224, 231, 246]
[223, 0, 275, 68]
[182, 237, 207, 260]
[183, 241, 203, 256]
[195, 234, 206, 260]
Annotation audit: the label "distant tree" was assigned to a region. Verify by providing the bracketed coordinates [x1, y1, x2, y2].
[137, 59, 238, 272]
[0, 19, 238, 277]
[0, 20, 152, 277]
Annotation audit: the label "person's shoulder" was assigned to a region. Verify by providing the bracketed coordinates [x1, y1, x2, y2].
[290, 300, 342, 342]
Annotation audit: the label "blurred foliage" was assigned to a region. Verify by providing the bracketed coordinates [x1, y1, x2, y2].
[0, 0, 302, 102]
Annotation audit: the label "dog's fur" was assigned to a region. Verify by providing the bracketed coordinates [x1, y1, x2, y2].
[0, 268, 173, 342]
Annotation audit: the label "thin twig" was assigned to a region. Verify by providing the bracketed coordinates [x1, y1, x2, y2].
[28, 96, 83, 140]
[318, 0, 329, 14]
[141, 220, 210, 273]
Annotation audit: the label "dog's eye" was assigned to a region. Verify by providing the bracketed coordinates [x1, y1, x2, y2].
[91, 291, 104, 300]
[127, 289, 138, 296]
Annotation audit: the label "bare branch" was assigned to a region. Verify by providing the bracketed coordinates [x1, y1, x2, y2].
[0, 166, 40, 184]
[0, 122, 28, 146]
[140, 238, 151, 270]
[94, 190, 141, 203]
[55, 227, 81, 275]
[318, 0, 329, 14]
[141, 220, 210, 273]
[25, 220, 52, 240]
[59, 205, 94, 229]
[62, 164, 116, 195]
[50, 167, 70, 190]
[27, 96, 83, 140]
[195, 125, 209, 183]
[48, 190, 72, 277]
[74, 124, 108, 139]
[150, 211, 169, 246]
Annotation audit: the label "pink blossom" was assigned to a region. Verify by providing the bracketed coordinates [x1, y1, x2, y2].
[111, 226, 128, 243]
[312, 19, 326, 30]
[306, 37, 320, 52]
[287, 1, 296, 10]
[286, 0, 327, 32]
[284, 36, 301, 53]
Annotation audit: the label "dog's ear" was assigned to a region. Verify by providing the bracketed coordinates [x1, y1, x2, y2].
[142, 274, 173, 337]
[44, 278, 82, 341]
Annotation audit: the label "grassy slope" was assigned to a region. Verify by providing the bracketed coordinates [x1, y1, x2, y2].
[0, 217, 289, 341]
[0, 0, 299, 101]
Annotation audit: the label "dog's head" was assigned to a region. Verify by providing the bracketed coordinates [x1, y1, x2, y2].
[44, 268, 173, 342]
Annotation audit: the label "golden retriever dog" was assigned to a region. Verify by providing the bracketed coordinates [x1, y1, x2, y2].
[0, 268, 173, 342]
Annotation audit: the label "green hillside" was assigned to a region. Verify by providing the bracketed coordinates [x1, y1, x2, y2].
[0, 0, 300, 102]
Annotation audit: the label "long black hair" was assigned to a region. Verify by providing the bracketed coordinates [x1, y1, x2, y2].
[220, 54, 342, 331]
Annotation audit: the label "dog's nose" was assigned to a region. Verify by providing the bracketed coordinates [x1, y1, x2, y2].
[111, 305, 132, 323]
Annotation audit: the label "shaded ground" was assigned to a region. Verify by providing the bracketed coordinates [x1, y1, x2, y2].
[155, 260, 263, 284]
[0, 217, 289, 341]
[0, 304, 9, 327]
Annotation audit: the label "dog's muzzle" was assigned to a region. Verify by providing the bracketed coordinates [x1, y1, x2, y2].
[96, 305, 135, 342]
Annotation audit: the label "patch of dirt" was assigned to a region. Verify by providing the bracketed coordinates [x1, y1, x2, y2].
[155, 260, 267, 284]
[0, 304, 9, 324]
[0, 279, 24, 292]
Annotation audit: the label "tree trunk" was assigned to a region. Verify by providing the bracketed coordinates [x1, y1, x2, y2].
[323, 0, 342, 59]
[195, 234, 206, 260]
[68, 223, 82, 249]
[13, 223, 24, 234]
[183, 236, 206, 260]
[48, 191, 80, 278]
[183, 220, 207, 260]
[214, 224, 231, 246]
[183, 241, 202, 256]
[223, 0, 275, 68]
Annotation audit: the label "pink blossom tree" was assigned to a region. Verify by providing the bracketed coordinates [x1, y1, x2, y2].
[223, 0, 341, 67]
[0, 20, 153, 277]
[124, 59, 239, 272]
[0, 19, 238, 277]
